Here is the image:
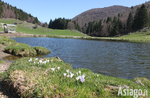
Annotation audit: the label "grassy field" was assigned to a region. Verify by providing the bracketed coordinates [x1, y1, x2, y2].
[0, 19, 86, 37]
[0, 19, 22, 24]
[2, 57, 150, 98]
[97, 28, 150, 43]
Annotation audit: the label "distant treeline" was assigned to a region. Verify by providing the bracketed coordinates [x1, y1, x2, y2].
[48, 18, 81, 31]
[81, 4, 149, 36]
[48, 4, 149, 37]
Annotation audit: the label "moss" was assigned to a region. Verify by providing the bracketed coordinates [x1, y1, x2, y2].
[33, 46, 51, 55]
[4, 44, 37, 57]
[0, 36, 16, 46]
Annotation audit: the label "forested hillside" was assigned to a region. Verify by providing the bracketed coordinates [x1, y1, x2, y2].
[72, 1, 150, 37]
[0, 0, 48, 27]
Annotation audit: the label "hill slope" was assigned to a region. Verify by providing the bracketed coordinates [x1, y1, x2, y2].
[0, 1, 47, 27]
[72, 1, 150, 28]
[72, 5, 129, 27]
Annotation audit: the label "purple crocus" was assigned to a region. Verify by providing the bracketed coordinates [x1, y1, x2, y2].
[80, 76, 85, 83]
[67, 75, 70, 78]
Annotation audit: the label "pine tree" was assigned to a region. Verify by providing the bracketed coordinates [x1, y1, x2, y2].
[133, 4, 149, 30]
[138, 4, 149, 28]
[111, 16, 119, 36]
[0, 0, 3, 18]
[127, 12, 133, 30]
[106, 17, 112, 23]
[132, 7, 140, 30]
[118, 17, 122, 30]
[33, 17, 39, 24]
[48, 19, 53, 28]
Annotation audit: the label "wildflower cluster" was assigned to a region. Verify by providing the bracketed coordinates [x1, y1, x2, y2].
[28, 58, 86, 84]
[29, 58, 50, 65]
[64, 70, 85, 83]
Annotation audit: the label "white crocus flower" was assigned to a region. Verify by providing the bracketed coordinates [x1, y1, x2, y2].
[47, 60, 50, 63]
[64, 73, 67, 77]
[39, 60, 42, 63]
[66, 70, 69, 73]
[57, 67, 60, 70]
[51, 68, 55, 71]
[76, 76, 80, 81]
[70, 73, 74, 78]
[76, 72, 78, 76]
[79, 71, 81, 75]
[29, 58, 32, 62]
[35, 58, 38, 60]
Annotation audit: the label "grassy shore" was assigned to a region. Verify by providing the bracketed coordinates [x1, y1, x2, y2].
[1, 57, 149, 98]
[0, 36, 51, 57]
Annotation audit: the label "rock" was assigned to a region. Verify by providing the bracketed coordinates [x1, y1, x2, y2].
[135, 80, 145, 86]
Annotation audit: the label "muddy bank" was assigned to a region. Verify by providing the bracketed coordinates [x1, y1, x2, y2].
[0, 44, 12, 73]
[0, 44, 16, 98]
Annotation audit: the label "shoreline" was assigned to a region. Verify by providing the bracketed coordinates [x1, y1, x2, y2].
[0, 32, 150, 43]
[0, 35, 149, 97]
[0, 44, 12, 73]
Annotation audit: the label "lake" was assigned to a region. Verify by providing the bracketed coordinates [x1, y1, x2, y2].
[7, 37, 150, 79]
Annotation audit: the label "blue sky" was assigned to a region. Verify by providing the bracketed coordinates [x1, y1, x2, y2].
[2, 0, 149, 23]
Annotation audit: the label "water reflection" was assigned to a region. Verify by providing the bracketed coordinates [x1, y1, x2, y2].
[2, 55, 21, 62]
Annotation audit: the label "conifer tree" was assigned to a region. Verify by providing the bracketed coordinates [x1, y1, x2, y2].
[127, 12, 133, 30]
[111, 16, 119, 36]
[48, 19, 53, 28]
[132, 7, 140, 30]
[138, 4, 149, 28]
[133, 4, 149, 30]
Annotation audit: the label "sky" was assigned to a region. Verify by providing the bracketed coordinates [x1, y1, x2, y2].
[2, 0, 149, 23]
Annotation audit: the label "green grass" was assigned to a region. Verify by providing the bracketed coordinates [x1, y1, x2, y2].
[0, 18, 86, 37]
[16, 24, 86, 37]
[2, 57, 150, 98]
[0, 59, 4, 64]
[0, 36, 51, 57]
[4, 44, 37, 57]
[0, 19, 21, 24]
[97, 28, 150, 43]
[0, 27, 3, 31]
[33, 46, 51, 55]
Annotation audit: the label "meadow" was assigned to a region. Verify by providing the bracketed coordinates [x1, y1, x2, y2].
[0, 19, 86, 37]
[2, 57, 150, 97]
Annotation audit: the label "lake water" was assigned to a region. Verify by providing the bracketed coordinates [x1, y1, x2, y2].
[8, 37, 150, 79]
